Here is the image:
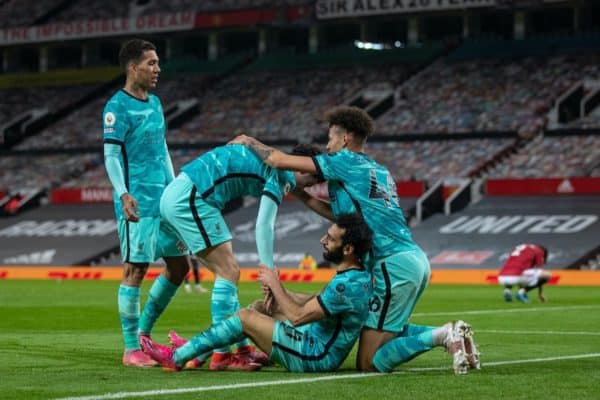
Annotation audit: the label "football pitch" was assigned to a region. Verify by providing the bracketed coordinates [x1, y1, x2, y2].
[1, 280, 599, 400]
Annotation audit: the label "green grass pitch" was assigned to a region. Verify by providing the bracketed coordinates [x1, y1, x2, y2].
[1, 279, 599, 400]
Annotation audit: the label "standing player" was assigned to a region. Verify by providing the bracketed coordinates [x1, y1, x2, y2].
[103, 39, 189, 367]
[499, 244, 551, 303]
[141, 214, 374, 373]
[158, 143, 321, 370]
[231, 106, 480, 375]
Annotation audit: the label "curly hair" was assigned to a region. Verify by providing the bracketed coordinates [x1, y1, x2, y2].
[325, 106, 374, 141]
[336, 213, 373, 262]
[119, 39, 156, 71]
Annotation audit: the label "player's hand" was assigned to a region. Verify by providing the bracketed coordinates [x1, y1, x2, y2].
[120, 193, 140, 222]
[257, 265, 279, 289]
[260, 281, 270, 295]
[228, 134, 252, 145]
[264, 291, 275, 314]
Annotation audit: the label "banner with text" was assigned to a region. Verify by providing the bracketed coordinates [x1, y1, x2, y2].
[412, 195, 600, 269]
[51, 188, 113, 204]
[0, 12, 195, 45]
[316, 0, 497, 19]
[0, 204, 117, 265]
[2, 267, 599, 285]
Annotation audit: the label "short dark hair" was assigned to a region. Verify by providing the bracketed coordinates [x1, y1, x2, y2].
[336, 213, 372, 262]
[325, 106, 374, 141]
[291, 144, 325, 182]
[118, 39, 156, 71]
[291, 144, 322, 157]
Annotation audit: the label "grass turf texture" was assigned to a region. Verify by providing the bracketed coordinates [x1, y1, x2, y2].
[1, 280, 599, 400]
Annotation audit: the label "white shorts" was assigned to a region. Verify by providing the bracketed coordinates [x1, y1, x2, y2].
[498, 269, 544, 287]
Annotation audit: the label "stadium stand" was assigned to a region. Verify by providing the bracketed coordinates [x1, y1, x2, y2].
[365, 138, 516, 182]
[0, 85, 99, 125]
[0, 153, 98, 193]
[1, 0, 599, 271]
[44, 0, 130, 22]
[13, 73, 210, 150]
[0, 0, 64, 28]
[58, 148, 204, 189]
[177, 64, 411, 142]
[487, 134, 600, 178]
[377, 55, 594, 135]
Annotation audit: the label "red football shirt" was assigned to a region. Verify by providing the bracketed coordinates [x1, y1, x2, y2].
[499, 244, 545, 276]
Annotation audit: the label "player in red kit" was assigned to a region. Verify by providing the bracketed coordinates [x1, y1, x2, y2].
[498, 244, 551, 303]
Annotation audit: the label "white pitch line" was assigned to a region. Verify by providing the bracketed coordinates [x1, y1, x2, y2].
[54, 373, 383, 400]
[407, 353, 600, 372]
[478, 329, 600, 336]
[412, 304, 600, 317]
[54, 353, 600, 400]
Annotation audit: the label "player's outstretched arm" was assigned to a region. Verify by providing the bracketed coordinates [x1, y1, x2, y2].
[258, 266, 325, 326]
[231, 134, 317, 174]
[292, 188, 335, 221]
[255, 195, 278, 269]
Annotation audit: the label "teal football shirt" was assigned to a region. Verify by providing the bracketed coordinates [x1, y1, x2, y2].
[311, 268, 372, 367]
[181, 144, 295, 210]
[102, 89, 170, 219]
[313, 149, 417, 259]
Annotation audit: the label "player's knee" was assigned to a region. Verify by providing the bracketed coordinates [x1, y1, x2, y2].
[238, 308, 257, 324]
[123, 263, 148, 284]
[164, 256, 190, 283]
[250, 300, 268, 315]
[214, 258, 240, 283]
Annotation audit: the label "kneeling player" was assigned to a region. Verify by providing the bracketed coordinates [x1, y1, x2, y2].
[141, 214, 373, 372]
[499, 244, 551, 303]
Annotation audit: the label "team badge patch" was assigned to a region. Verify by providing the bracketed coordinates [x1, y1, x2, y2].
[104, 112, 116, 127]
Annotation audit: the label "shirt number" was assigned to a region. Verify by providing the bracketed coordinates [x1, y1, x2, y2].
[368, 169, 399, 208]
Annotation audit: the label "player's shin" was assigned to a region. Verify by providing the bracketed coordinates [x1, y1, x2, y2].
[174, 314, 246, 365]
[372, 330, 435, 373]
[118, 285, 141, 350]
[211, 277, 238, 353]
[139, 275, 178, 335]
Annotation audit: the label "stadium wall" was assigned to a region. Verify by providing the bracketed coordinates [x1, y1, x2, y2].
[1, 267, 599, 286]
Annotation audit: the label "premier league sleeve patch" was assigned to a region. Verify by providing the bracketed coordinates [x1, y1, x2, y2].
[104, 112, 116, 127]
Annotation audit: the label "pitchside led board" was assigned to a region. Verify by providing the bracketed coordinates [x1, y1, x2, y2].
[1, 195, 598, 269]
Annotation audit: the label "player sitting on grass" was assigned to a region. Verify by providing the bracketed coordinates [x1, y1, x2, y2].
[141, 214, 373, 372]
[231, 106, 480, 374]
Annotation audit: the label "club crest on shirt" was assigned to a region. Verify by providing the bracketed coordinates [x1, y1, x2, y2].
[104, 112, 116, 127]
